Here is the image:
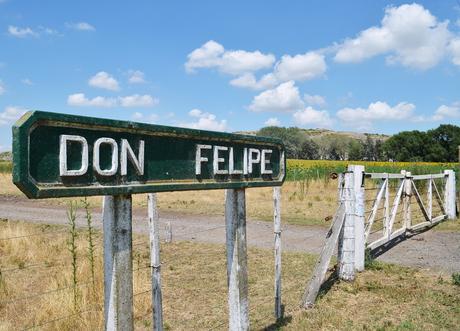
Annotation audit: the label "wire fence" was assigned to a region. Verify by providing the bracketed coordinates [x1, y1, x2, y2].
[0, 203, 308, 331]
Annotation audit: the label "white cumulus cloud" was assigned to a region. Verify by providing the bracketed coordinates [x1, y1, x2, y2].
[334, 3, 451, 70]
[264, 117, 281, 126]
[0, 106, 28, 125]
[185, 40, 275, 75]
[273, 52, 326, 82]
[8, 26, 38, 38]
[180, 108, 227, 131]
[248, 81, 303, 113]
[0, 81, 5, 95]
[119, 94, 158, 107]
[67, 93, 117, 107]
[293, 107, 332, 128]
[336, 101, 415, 129]
[433, 103, 460, 120]
[88, 71, 120, 91]
[128, 70, 146, 84]
[68, 93, 158, 108]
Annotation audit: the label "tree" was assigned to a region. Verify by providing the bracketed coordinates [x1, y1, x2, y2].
[299, 139, 319, 159]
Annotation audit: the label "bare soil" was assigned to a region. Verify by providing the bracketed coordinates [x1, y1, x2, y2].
[0, 195, 458, 274]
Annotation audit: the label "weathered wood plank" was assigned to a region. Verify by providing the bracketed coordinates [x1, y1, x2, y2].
[225, 189, 249, 331]
[273, 187, 282, 319]
[103, 195, 134, 331]
[365, 173, 405, 179]
[148, 193, 163, 331]
[364, 179, 387, 241]
[412, 173, 445, 180]
[301, 203, 346, 308]
[387, 179, 405, 238]
[367, 227, 406, 250]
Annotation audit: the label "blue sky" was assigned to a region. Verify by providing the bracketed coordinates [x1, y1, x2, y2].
[1, 1, 460, 151]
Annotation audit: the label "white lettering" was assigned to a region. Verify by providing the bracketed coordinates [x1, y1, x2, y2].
[121, 139, 145, 176]
[261, 149, 273, 174]
[93, 137, 118, 176]
[213, 145, 228, 175]
[59, 135, 88, 176]
[243, 148, 248, 175]
[195, 144, 212, 175]
[228, 147, 243, 175]
[248, 148, 260, 174]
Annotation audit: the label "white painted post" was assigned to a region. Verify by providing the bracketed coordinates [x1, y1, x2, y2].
[338, 171, 355, 280]
[349, 165, 365, 272]
[427, 177, 433, 222]
[148, 193, 163, 331]
[103, 195, 134, 331]
[404, 172, 412, 229]
[444, 170, 456, 220]
[225, 189, 249, 331]
[273, 187, 282, 320]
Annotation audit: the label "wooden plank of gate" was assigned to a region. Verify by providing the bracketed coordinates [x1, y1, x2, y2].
[301, 203, 346, 308]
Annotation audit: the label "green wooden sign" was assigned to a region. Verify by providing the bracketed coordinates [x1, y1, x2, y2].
[13, 111, 285, 198]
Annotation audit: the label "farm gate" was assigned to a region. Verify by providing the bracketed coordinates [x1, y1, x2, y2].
[303, 165, 456, 307]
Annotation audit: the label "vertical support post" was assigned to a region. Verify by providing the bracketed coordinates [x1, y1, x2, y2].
[349, 165, 365, 272]
[103, 195, 134, 331]
[403, 172, 412, 229]
[427, 177, 433, 222]
[383, 174, 390, 238]
[444, 170, 456, 220]
[225, 189, 249, 331]
[273, 187, 282, 320]
[148, 193, 163, 331]
[165, 222, 172, 243]
[338, 171, 355, 280]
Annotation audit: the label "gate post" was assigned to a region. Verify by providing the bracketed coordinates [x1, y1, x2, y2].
[103, 195, 134, 331]
[349, 165, 365, 272]
[225, 189, 249, 331]
[338, 170, 355, 280]
[444, 170, 456, 220]
[403, 172, 412, 229]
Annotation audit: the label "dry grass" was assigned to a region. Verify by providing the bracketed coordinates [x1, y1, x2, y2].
[1, 220, 459, 330]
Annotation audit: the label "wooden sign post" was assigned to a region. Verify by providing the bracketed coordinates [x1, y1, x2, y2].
[13, 111, 285, 331]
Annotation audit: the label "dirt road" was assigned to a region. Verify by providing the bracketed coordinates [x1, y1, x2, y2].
[0, 195, 458, 274]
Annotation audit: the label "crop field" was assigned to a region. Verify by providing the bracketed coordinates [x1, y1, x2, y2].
[0, 220, 459, 330]
[287, 160, 457, 181]
[0, 162, 11, 174]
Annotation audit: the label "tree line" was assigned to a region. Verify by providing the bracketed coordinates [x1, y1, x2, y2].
[257, 124, 460, 162]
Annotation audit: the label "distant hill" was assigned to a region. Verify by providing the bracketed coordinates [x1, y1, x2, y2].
[236, 128, 390, 141]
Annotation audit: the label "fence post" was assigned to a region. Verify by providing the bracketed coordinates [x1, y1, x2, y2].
[225, 189, 249, 331]
[273, 187, 282, 320]
[444, 170, 456, 220]
[103, 195, 134, 331]
[348, 165, 365, 272]
[338, 171, 355, 280]
[404, 172, 412, 229]
[148, 193, 163, 331]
